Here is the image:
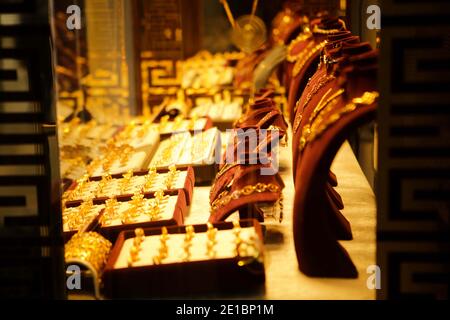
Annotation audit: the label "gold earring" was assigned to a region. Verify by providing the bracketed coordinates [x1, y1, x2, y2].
[206, 222, 217, 258]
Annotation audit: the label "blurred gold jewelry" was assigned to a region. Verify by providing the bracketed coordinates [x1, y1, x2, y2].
[153, 226, 169, 264]
[154, 190, 166, 205]
[134, 227, 145, 244]
[160, 226, 169, 241]
[233, 220, 242, 255]
[206, 222, 217, 258]
[65, 232, 112, 274]
[185, 225, 195, 240]
[146, 199, 161, 221]
[128, 245, 140, 267]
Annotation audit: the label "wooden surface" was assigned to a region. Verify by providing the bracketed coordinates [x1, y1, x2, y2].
[186, 141, 376, 300]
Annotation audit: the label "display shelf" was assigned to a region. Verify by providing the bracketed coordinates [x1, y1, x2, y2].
[186, 140, 376, 299]
[102, 220, 265, 298]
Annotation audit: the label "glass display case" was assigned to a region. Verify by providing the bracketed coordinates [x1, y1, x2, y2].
[0, 0, 448, 301]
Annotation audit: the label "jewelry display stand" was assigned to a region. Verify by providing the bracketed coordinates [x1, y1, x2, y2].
[98, 189, 188, 241]
[102, 220, 265, 298]
[293, 89, 378, 277]
[63, 167, 195, 206]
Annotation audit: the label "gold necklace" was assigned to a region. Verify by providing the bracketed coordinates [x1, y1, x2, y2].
[292, 41, 327, 77]
[286, 32, 313, 62]
[312, 24, 344, 35]
[298, 88, 345, 151]
[210, 182, 280, 213]
[310, 88, 345, 123]
[299, 91, 379, 151]
[293, 74, 336, 132]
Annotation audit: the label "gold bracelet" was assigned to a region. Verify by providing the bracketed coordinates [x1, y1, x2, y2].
[210, 183, 280, 213]
[65, 232, 112, 274]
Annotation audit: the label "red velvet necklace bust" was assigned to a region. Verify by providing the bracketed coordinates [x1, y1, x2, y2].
[292, 52, 378, 278]
[285, 17, 347, 122]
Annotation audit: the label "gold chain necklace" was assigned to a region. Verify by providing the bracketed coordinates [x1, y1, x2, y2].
[209, 163, 240, 201]
[286, 31, 313, 62]
[298, 88, 345, 150]
[210, 182, 280, 213]
[299, 91, 379, 151]
[292, 41, 327, 77]
[293, 74, 336, 132]
[312, 24, 344, 35]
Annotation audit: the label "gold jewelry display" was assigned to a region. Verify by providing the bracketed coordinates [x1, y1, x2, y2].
[210, 183, 280, 213]
[144, 166, 158, 191]
[164, 165, 179, 189]
[232, 220, 242, 256]
[120, 170, 133, 194]
[63, 200, 101, 232]
[286, 31, 313, 62]
[206, 222, 218, 258]
[299, 91, 379, 151]
[295, 74, 336, 130]
[128, 228, 146, 267]
[292, 41, 327, 77]
[153, 227, 169, 264]
[182, 225, 195, 262]
[65, 232, 112, 275]
[100, 198, 119, 226]
[113, 222, 264, 271]
[299, 88, 345, 151]
[121, 191, 144, 225]
[312, 24, 344, 35]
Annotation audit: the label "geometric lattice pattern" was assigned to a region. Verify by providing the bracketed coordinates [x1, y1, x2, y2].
[377, 0, 450, 299]
[0, 0, 65, 298]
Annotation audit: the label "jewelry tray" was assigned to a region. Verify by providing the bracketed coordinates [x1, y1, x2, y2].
[102, 219, 265, 298]
[64, 189, 188, 242]
[64, 166, 195, 206]
[97, 189, 188, 242]
[158, 116, 213, 140]
[149, 128, 220, 185]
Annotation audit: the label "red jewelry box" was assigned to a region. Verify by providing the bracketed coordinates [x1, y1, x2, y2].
[102, 219, 266, 298]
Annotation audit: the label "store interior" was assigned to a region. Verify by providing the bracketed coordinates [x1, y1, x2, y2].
[1, 0, 448, 300]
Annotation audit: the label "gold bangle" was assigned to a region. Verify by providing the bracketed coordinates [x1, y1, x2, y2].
[65, 232, 112, 274]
